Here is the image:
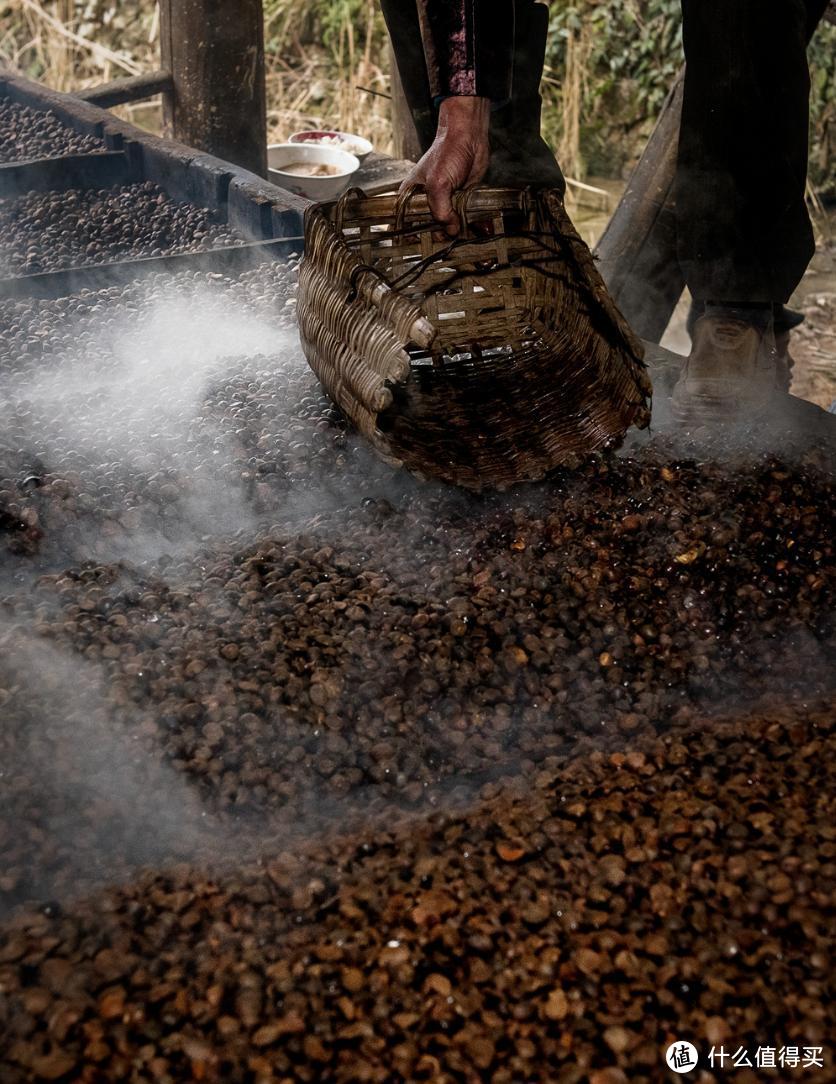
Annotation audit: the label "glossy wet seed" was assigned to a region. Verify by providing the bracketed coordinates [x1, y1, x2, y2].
[0, 702, 833, 1083]
[0, 181, 244, 277]
[0, 99, 103, 164]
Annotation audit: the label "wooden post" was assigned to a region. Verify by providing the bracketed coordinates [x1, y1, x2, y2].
[158, 0, 267, 178]
[389, 45, 423, 162]
[594, 71, 685, 343]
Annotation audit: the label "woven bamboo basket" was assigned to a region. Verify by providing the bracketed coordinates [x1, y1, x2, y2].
[297, 184, 652, 490]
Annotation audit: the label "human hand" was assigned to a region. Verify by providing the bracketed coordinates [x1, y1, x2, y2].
[401, 96, 491, 237]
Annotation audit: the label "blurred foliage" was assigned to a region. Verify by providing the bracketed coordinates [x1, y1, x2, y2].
[544, 0, 834, 188]
[547, 0, 683, 135]
[808, 22, 835, 192]
[1, 0, 833, 191]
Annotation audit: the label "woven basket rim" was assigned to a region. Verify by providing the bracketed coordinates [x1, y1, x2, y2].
[297, 183, 652, 489]
[307, 182, 645, 361]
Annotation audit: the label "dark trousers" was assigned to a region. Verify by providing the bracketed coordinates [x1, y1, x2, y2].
[677, 0, 828, 303]
[383, 0, 827, 303]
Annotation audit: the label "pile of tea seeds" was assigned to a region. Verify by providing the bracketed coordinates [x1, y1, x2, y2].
[1, 697, 833, 1083]
[1, 369, 833, 892]
[0, 181, 245, 277]
[0, 99, 103, 164]
[0, 241, 834, 1079]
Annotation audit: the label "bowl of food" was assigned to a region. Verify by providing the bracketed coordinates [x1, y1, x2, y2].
[288, 130, 373, 161]
[268, 143, 360, 201]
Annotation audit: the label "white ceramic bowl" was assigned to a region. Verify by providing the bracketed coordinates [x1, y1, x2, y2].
[288, 129, 373, 161]
[267, 143, 359, 201]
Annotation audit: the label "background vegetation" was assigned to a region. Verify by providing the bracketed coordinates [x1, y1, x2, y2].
[1, 0, 833, 193]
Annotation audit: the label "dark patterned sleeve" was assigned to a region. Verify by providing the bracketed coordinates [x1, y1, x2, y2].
[416, 0, 515, 103]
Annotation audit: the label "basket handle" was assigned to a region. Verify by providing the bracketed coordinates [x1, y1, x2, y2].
[393, 182, 425, 232]
[334, 186, 366, 233]
[452, 184, 483, 235]
[394, 182, 484, 235]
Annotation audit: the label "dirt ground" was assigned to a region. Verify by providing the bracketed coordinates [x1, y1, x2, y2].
[788, 218, 836, 409]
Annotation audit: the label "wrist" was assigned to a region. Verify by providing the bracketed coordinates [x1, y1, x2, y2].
[438, 96, 490, 137]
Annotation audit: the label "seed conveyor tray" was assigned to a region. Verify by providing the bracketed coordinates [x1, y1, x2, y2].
[0, 236, 302, 302]
[0, 70, 306, 296]
[0, 149, 132, 199]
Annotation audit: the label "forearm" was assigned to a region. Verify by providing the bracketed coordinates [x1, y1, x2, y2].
[416, 0, 515, 103]
[398, 2, 510, 236]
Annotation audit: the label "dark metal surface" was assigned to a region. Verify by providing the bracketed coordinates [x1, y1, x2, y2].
[0, 237, 303, 302]
[0, 150, 133, 199]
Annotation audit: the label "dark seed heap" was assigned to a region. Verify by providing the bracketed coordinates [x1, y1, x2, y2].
[0, 257, 834, 1081]
[0, 181, 245, 277]
[2, 440, 832, 849]
[0, 699, 833, 1084]
[0, 99, 104, 164]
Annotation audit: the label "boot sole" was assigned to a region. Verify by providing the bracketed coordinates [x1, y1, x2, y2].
[670, 388, 777, 427]
[669, 390, 745, 426]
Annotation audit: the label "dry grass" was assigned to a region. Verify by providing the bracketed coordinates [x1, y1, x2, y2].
[263, 0, 393, 153]
[0, 0, 158, 128]
[0, 0, 395, 150]
[1, 0, 149, 88]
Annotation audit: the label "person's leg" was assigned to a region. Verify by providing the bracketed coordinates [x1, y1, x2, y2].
[672, 0, 826, 421]
[676, 0, 818, 304]
[486, 0, 565, 190]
